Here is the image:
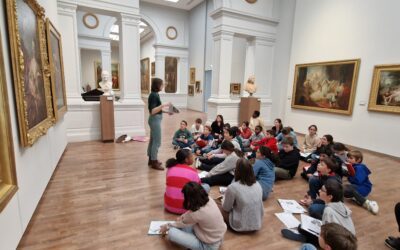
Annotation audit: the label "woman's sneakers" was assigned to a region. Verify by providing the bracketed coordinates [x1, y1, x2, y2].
[363, 199, 379, 215]
[385, 236, 400, 250]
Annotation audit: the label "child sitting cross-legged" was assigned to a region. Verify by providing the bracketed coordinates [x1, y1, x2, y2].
[198, 128, 241, 170]
[164, 149, 202, 214]
[300, 223, 357, 250]
[193, 125, 214, 156]
[253, 146, 277, 200]
[243, 125, 265, 152]
[275, 137, 300, 180]
[344, 150, 379, 215]
[218, 158, 264, 232]
[282, 179, 356, 247]
[200, 140, 242, 187]
[172, 120, 194, 149]
[238, 121, 253, 147]
[160, 182, 227, 250]
[300, 156, 342, 220]
[191, 118, 204, 141]
[250, 129, 279, 155]
[276, 126, 299, 150]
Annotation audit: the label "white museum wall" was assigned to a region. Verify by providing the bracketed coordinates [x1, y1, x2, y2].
[204, 0, 214, 71]
[140, 36, 155, 62]
[77, 11, 116, 38]
[270, 0, 296, 123]
[285, 0, 400, 157]
[187, 1, 207, 112]
[140, 2, 189, 47]
[0, 0, 68, 249]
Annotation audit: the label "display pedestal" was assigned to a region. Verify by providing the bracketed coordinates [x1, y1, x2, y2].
[239, 97, 260, 125]
[100, 95, 115, 142]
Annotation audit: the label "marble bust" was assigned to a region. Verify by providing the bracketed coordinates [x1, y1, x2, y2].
[244, 75, 257, 96]
[99, 70, 114, 96]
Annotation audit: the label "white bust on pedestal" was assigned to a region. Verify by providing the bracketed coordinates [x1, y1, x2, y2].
[99, 70, 114, 96]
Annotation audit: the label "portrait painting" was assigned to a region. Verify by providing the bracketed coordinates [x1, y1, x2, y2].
[95, 62, 119, 90]
[165, 57, 178, 93]
[6, 0, 54, 146]
[195, 81, 201, 93]
[230, 83, 241, 95]
[368, 64, 400, 114]
[190, 67, 195, 84]
[291, 59, 360, 115]
[46, 19, 67, 121]
[188, 85, 194, 96]
[151, 61, 155, 76]
[141, 58, 150, 94]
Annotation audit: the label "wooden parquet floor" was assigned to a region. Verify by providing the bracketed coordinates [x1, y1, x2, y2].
[18, 109, 400, 250]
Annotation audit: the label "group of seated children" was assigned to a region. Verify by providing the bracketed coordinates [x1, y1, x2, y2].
[163, 113, 380, 250]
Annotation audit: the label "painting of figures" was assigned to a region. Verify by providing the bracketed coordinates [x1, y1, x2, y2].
[368, 64, 400, 114]
[291, 59, 360, 115]
[141, 58, 150, 94]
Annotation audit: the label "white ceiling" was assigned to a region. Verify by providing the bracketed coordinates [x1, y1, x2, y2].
[140, 0, 204, 11]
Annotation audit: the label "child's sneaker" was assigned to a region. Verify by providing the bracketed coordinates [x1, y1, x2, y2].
[364, 200, 379, 215]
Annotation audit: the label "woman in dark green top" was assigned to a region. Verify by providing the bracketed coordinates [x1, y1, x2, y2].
[147, 78, 170, 170]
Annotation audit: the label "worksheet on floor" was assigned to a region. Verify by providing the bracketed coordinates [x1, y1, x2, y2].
[148, 221, 175, 235]
[275, 212, 300, 229]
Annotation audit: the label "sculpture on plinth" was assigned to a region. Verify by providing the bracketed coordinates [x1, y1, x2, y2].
[99, 70, 114, 96]
[244, 75, 257, 97]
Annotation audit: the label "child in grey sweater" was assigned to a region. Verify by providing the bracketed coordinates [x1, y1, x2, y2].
[220, 159, 264, 232]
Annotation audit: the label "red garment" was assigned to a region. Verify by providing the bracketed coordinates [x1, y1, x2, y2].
[251, 137, 278, 154]
[240, 127, 252, 139]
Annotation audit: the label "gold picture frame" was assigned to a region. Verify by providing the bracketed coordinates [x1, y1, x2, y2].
[291, 59, 360, 115]
[0, 30, 18, 212]
[190, 67, 195, 84]
[188, 85, 194, 96]
[6, 0, 54, 147]
[368, 64, 400, 114]
[46, 19, 67, 121]
[230, 83, 241, 95]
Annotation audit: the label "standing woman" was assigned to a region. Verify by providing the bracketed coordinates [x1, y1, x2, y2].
[147, 78, 170, 170]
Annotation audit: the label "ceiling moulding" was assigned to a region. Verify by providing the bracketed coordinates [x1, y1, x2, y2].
[210, 7, 280, 26]
[75, 0, 140, 16]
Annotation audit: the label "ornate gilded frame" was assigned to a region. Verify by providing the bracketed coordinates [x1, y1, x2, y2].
[6, 0, 54, 147]
[368, 64, 400, 114]
[291, 59, 360, 115]
[46, 19, 67, 121]
[0, 31, 18, 213]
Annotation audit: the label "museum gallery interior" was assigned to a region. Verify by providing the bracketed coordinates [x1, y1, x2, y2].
[0, 0, 400, 249]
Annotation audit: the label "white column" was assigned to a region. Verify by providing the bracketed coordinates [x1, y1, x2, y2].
[57, 0, 81, 99]
[154, 54, 165, 81]
[210, 30, 234, 100]
[100, 49, 111, 76]
[254, 36, 274, 98]
[179, 57, 189, 94]
[118, 13, 142, 101]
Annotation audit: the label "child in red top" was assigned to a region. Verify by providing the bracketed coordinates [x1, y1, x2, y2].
[239, 121, 253, 148]
[165, 149, 201, 214]
[251, 130, 278, 154]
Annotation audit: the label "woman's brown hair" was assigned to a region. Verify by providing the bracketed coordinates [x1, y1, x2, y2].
[234, 158, 256, 186]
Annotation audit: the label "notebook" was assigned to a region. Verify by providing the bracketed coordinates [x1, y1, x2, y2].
[148, 221, 175, 235]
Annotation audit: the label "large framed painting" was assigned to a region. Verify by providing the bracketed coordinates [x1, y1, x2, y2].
[151, 61, 155, 76]
[140, 58, 150, 94]
[6, 0, 54, 147]
[291, 59, 360, 115]
[165, 57, 178, 93]
[0, 30, 18, 212]
[95, 62, 119, 90]
[368, 64, 400, 114]
[46, 19, 67, 121]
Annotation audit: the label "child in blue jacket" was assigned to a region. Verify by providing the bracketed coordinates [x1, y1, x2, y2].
[344, 150, 379, 215]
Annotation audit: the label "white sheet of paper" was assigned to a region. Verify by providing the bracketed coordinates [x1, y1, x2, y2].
[278, 199, 307, 214]
[219, 187, 227, 194]
[300, 214, 322, 236]
[198, 171, 208, 178]
[148, 221, 175, 235]
[300, 152, 311, 158]
[275, 212, 300, 229]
